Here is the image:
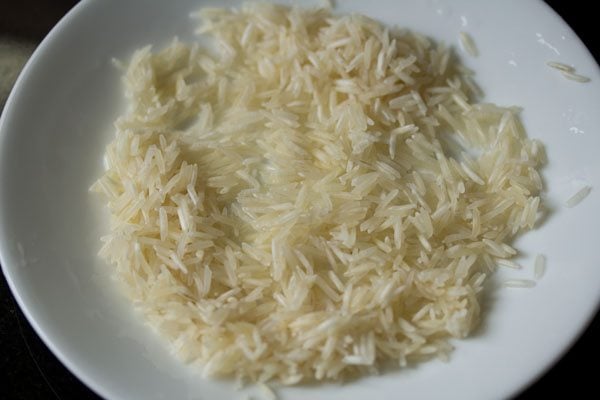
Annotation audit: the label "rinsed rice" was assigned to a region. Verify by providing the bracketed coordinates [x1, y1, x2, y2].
[561, 70, 591, 83]
[257, 383, 277, 400]
[546, 61, 574, 72]
[92, 3, 545, 384]
[503, 279, 536, 288]
[566, 185, 592, 207]
[459, 31, 478, 57]
[534, 254, 546, 280]
[546, 61, 590, 82]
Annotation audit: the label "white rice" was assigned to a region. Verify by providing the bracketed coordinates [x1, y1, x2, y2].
[257, 383, 277, 400]
[496, 258, 522, 270]
[459, 31, 478, 57]
[546, 61, 590, 82]
[546, 61, 574, 72]
[534, 254, 546, 280]
[566, 185, 592, 207]
[92, 3, 545, 384]
[503, 279, 536, 288]
[560, 70, 591, 83]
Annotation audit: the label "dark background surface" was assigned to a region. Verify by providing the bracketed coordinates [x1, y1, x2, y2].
[0, 1, 598, 399]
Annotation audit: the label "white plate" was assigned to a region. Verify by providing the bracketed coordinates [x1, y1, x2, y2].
[1, 0, 599, 399]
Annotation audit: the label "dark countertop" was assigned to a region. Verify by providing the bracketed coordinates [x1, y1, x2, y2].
[1, 1, 598, 399]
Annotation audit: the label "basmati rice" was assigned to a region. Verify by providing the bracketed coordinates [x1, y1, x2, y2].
[561, 70, 591, 83]
[534, 254, 546, 280]
[257, 383, 277, 400]
[546, 61, 590, 82]
[92, 3, 545, 384]
[502, 279, 536, 288]
[546, 61, 574, 72]
[459, 31, 478, 57]
[566, 185, 592, 207]
[496, 258, 522, 270]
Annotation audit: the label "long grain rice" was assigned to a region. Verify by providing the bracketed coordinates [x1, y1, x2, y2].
[546, 61, 574, 72]
[503, 279, 536, 288]
[534, 254, 546, 280]
[560, 70, 591, 83]
[92, 3, 545, 384]
[566, 185, 591, 207]
[459, 31, 478, 57]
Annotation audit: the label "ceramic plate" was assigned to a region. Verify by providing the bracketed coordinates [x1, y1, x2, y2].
[1, 0, 599, 399]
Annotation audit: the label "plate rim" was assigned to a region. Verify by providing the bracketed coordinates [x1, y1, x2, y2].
[0, 1, 599, 399]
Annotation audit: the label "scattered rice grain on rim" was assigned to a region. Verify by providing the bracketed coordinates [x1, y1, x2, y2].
[459, 31, 478, 57]
[566, 185, 592, 207]
[503, 279, 536, 288]
[534, 254, 546, 280]
[546, 61, 574, 72]
[560, 70, 591, 83]
[92, 2, 546, 384]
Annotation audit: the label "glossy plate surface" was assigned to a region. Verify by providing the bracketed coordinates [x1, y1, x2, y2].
[1, 0, 599, 399]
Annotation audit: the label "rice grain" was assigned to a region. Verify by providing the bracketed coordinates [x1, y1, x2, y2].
[566, 185, 591, 207]
[459, 31, 478, 57]
[93, 3, 545, 385]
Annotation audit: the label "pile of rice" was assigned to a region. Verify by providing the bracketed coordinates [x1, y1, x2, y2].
[92, 3, 544, 384]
